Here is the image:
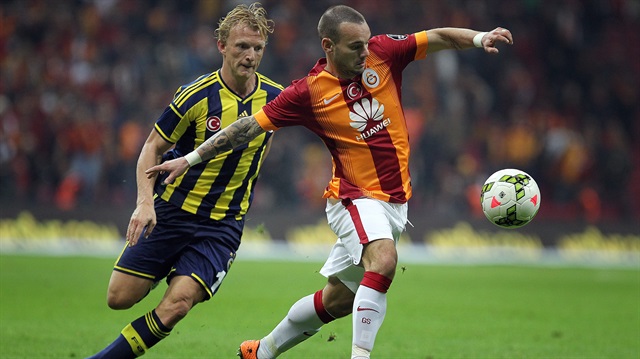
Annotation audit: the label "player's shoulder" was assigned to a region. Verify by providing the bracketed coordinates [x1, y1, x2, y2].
[257, 72, 285, 91]
[170, 72, 219, 109]
[173, 71, 221, 103]
[369, 32, 425, 62]
[180, 71, 220, 90]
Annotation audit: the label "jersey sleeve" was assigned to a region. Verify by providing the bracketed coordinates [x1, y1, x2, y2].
[154, 83, 201, 144]
[369, 31, 429, 71]
[154, 105, 184, 144]
[254, 110, 277, 131]
[254, 78, 314, 131]
[414, 31, 429, 60]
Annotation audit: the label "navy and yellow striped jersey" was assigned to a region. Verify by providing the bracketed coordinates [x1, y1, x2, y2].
[153, 70, 283, 220]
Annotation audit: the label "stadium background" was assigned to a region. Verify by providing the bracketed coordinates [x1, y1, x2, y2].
[0, 0, 638, 264]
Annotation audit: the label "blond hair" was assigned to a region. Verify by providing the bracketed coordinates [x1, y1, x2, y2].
[214, 2, 274, 44]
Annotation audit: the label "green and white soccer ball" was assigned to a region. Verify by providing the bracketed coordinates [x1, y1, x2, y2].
[480, 168, 541, 228]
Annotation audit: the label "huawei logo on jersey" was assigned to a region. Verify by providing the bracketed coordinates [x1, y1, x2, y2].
[349, 98, 391, 141]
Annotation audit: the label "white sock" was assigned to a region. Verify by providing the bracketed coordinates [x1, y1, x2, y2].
[258, 293, 327, 358]
[352, 285, 387, 354]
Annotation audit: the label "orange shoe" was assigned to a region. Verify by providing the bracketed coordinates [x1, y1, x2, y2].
[237, 340, 260, 359]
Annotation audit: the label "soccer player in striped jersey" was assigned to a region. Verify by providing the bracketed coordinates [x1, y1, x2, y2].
[87, 3, 283, 358]
[148, 5, 513, 359]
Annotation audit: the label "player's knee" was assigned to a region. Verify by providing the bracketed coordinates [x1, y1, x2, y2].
[378, 255, 397, 278]
[363, 240, 398, 278]
[366, 255, 397, 280]
[106, 273, 154, 309]
[107, 289, 138, 310]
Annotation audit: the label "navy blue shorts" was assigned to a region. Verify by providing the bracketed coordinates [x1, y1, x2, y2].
[114, 198, 243, 300]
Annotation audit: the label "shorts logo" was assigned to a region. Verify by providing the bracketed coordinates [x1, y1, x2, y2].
[386, 34, 408, 41]
[362, 68, 380, 89]
[206, 116, 221, 132]
[349, 97, 391, 141]
[347, 82, 362, 100]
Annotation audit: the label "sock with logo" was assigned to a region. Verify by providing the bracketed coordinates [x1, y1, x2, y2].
[87, 310, 171, 358]
[352, 271, 391, 356]
[258, 290, 335, 358]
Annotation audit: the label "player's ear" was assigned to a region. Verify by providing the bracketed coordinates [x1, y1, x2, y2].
[321, 38, 333, 53]
[217, 39, 226, 54]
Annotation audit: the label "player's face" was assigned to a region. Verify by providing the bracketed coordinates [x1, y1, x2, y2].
[331, 22, 371, 79]
[219, 24, 266, 81]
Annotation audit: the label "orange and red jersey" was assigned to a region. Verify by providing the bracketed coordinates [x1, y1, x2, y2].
[255, 31, 429, 204]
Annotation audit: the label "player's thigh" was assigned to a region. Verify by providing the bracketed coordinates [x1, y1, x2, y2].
[107, 270, 155, 307]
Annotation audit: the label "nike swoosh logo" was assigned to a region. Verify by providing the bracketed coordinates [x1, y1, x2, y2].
[356, 306, 379, 313]
[323, 93, 340, 105]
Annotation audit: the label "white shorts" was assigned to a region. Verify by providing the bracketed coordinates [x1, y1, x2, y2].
[319, 197, 408, 292]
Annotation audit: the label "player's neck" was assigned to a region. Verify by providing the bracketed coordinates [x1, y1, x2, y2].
[324, 61, 356, 80]
[323, 62, 341, 79]
[219, 68, 257, 98]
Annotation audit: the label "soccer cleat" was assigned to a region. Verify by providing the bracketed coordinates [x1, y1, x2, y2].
[237, 340, 260, 359]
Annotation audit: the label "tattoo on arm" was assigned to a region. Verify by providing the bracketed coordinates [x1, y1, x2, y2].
[198, 116, 265, 160]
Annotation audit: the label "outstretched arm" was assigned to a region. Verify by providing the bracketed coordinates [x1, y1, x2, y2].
[426, 27, 513, 54]
[145, 115, 266, 185]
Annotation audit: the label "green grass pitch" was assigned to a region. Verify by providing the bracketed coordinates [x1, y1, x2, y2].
[0, 254, 638, 358]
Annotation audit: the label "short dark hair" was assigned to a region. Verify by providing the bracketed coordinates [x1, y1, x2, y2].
[317, 5, 366, 42]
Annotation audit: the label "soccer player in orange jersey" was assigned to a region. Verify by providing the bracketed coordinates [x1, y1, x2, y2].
[147, 5, 513, 359]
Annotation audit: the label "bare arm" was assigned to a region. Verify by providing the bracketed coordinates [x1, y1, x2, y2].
[145, 115, 266, 185]
[426, 27, 513, 54]
[196, 115, 265, 161]
[126, 130, 173, 245]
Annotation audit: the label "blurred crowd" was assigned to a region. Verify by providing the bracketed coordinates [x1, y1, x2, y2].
[1, 0, 639, 223]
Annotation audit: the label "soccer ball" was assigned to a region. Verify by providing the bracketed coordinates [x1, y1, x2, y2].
[480, 168, 541, 228]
